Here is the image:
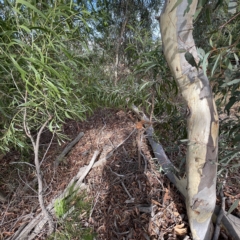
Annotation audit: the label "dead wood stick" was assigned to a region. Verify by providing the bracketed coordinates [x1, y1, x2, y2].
[76, 150, 99, 185]
[131, 105, 182, 191]
[55, 132, 84, 168]
[9, 150, 99, 240]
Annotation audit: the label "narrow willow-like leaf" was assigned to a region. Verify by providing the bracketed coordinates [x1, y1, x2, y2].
[227, 199, 240, 216]
[221, 79, 240, 87]
[211, 54, 221, 76]
[16, 0, 46, 19]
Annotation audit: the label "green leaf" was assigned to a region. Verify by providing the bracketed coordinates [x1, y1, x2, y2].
[16, 0, 46, 19]
[19, 25, 31, 33]
[194, 8, 202, 20]
[197, 48, 205, 59]
[227, 199, 240, 216]
[19, 101, 40, 107]
[224, 96, 236, 114]
[221, 79, 240, 87]
[64, 111, 72, 118]
[206, 7, 211, 25]
[49, 119, 54, 132]
[145, 64, 157, 73]
[234, 53, 239, 64]
[10, 55, 27, 79]
[139, 81, 151, 91]
[211, 54, 221, 76]
[228, 33, 232, 45]
[185, 51, 198, 69]
[225, 58, 233, 70]
[184, 0, 193, 15]
[209, 37, 213, 47]
[219, 150, 239, 165]
[202, 52, 210, 76]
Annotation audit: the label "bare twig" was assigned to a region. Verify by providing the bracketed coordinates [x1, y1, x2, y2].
[219, 11, 240, 29]
[140, 151, 148, 173]
[10, 161, 35, 168]
[96, 118, 106, 149]
[17, 168, 38, 194]
[0, 199, 12, 225]
[23, 91, 54, 234]
[89, 191, 100, 218]
[107, 166, 125, 177]
[121, 181, 133, 200]
[136, 129, 143, 170]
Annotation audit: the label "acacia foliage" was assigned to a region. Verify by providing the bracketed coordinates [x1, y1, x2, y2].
[0, 0, 94, 151]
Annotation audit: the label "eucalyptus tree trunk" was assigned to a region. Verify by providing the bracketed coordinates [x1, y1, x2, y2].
[160, 1, 219, 239]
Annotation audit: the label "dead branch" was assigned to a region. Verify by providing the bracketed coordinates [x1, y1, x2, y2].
[131, 105, 184, 194]
[55, 132, 84, 168]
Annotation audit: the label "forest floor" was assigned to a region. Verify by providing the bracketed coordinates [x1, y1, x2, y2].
[0, 108, 239, 240]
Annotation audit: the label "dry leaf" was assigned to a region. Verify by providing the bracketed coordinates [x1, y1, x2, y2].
[173, 211, 179, 217]
[136, 120, 151, 129]
[163, 188, 170, 204]
[136, 121, 144, 129]
[3, 232, 14, 237]
[174, 223, 187, 235]
[151, 199, 162, 206]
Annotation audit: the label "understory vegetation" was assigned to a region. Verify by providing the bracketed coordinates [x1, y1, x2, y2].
[0, 0, 239, 239]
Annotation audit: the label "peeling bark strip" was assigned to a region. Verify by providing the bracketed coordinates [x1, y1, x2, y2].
[160, 1, 219, 239]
